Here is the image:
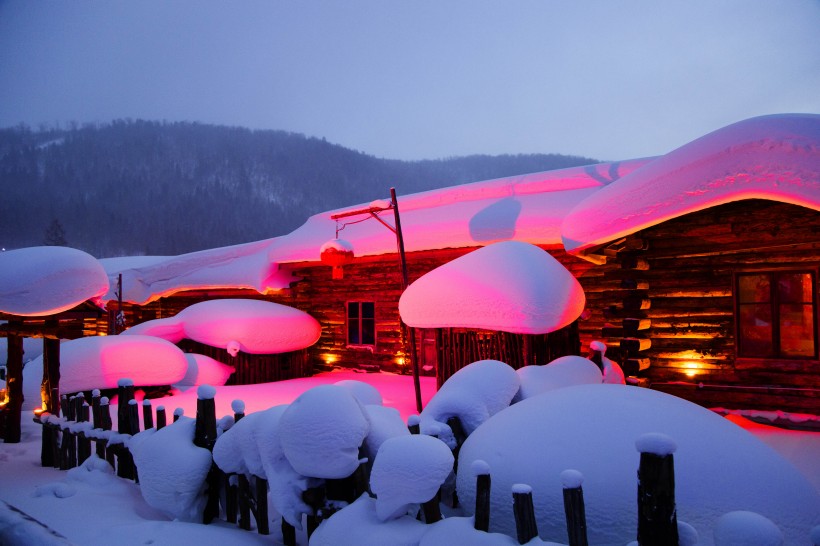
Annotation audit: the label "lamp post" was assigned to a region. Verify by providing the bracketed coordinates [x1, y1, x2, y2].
[328, 187, 423, 413]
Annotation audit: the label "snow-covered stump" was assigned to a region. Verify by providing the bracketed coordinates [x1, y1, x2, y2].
[142, 400, 154, 430]
[561, 469, 588, 546]
[636, 433, 679, 546]
[193, 385, 220, 524]
[512, 484, 538, 544]
[473, 460, 491, 532]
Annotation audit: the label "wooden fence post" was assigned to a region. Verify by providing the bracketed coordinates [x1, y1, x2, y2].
[194, 386, 219, 524]
[473, 460, 491, 532]
[156, 406, 167, 430]
[407, 414, 420, 435]
[77, 399, 91, 465]
[232, 400, 245, 423]
[173, 408, 183, 423]
[421, 490, 442, 523]
[281, 518, 296, 546]
[142, 400, 153, 430]
[255, 476, 270, 535]
[3, 332, 23, 443]
[116, 380, 136, 480]
[512, 484, 538, 545]
[560, 469, 588, 546]
[636, 433, 679, 546]
[238, 474, 251, 530]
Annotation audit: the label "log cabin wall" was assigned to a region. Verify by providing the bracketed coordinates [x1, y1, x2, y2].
[601, 199, 820, 413]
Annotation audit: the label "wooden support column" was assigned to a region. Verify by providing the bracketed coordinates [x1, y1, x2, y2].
[3, 330, 24, 443]
[41, 322, 61, 415]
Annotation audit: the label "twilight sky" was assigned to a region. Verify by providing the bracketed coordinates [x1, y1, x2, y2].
[1, 1, 818, 161]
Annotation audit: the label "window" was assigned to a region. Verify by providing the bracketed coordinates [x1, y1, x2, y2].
[347, 301, 375, 346]
[736, 271, 817, 359]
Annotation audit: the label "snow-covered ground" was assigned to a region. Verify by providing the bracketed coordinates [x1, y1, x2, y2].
[0, 369, 818, 546]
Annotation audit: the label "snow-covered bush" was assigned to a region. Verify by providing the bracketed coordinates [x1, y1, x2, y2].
[419, 359, 519, 447]
[513, 355, 602, 401]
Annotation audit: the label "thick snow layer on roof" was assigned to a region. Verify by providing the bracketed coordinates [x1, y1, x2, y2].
[399, 241, 585, 334]
[100, 238, 296, 305]
[23, 335, 187, 398]
[456, 384, 819, 545]
[562, 114, 820, 253]
[176, 354, 235, 387]
[0, 246, 109, 316]
[123, 299, 321, 354]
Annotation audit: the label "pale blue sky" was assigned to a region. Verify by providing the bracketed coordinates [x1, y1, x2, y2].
[1, 1, 818, 160]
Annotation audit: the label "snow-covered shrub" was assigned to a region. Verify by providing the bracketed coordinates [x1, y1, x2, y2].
[420, 359, 519, 447]
[513, 355, 602, 402]
[310, 494, 428, 546]
[370, 434, 454, 521]
[129, 417, 213, 522]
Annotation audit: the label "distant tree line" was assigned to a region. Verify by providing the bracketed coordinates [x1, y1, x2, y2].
[0, 120, 598, 257]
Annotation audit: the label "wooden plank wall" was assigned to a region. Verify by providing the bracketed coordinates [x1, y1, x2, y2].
[613, 200, 820, 412]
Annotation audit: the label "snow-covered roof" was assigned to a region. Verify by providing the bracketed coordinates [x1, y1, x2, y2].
[0, 246, 109, 316]
[102, 160, 647, 304]
[561, 113, 820, 254]
[398, 241, 585, 334]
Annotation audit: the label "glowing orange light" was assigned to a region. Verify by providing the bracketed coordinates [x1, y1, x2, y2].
[682, 362, 701, 378]
[323, 354, 337, 365]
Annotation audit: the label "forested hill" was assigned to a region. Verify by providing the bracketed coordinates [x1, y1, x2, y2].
[0, 120, 598, 257]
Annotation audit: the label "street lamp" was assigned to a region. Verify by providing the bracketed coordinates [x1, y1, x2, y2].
[327, 188, 422, 413]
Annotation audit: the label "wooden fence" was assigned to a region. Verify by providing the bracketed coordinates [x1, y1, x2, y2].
[36, 388, 681, 546]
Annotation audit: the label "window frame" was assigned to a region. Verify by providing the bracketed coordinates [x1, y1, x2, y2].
[734, 268, 819, 361]
[346, 300, 376, 348]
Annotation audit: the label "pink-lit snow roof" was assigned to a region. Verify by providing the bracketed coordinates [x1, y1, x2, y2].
[398, 241, 585, 334]
[561, 114, 820, 254]
[102, 160, 646, 304]
[0, 246, 109, 316]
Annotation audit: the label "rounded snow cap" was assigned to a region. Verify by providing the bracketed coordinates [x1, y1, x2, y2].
[590, 340, 607, 353]
[713, 511, 784, 546]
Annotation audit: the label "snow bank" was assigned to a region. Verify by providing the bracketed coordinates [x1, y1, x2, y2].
[399, 241, 585, 334]
[0, 246, 108, 316]
[123, 299, 321, 355]
[562, 114, 820, 253]
[370, 435, 454, 521]
[513, 355, 602, 401]
[176, 353, 235, 387]
[420, 360, 520, 445]
[22, 335, 187, 399]
[420, 516, 565, 545]
[0, 501, 73, 546]
[129, 417, 213, 522]
[310, 494, 428, 546]
[457, 384, 820, 546]
[279, 385, 369, 479]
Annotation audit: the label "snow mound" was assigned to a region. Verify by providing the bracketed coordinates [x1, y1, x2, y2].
[310, 494, 428, 546]
[420, 516, 565, 545]
[0, 246, 109, 316]
[279, 385, 369, 479]
[562, 114, 820, 253]
[420, 360, 520, 445]
[370, 434, 454, 521]
[124, 298, 321, 355]
[457, 384, 820, 546]
[129, 417, 213, 522]
[399, 241, 585, 334]
[362, 404, 410, 461]
[713, 511, 784, 546]
[513, 356, 602, 401]
[25, 335, 188, 398]
[335, 379, 384, 406]
[176, 353, 235, 387]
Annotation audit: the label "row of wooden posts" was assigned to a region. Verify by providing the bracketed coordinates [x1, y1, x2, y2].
[38, 387, 680, 546]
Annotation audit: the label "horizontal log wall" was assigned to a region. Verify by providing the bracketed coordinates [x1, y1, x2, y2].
[621, 200, 820, 413]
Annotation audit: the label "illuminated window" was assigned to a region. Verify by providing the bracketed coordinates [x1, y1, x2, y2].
[736, 271, 817, 359]
[347, 301, 375, 346]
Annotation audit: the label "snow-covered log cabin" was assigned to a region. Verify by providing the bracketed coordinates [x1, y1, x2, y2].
[99, 113, 819, 413]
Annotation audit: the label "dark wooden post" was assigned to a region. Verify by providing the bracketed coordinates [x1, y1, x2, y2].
[142, 400, 154, 430]
[100, 397, 116, 469]
[3, 331, 24, 443]
[512, 484, 538, 545]
[561, 469, 588, 546]
[128, 399, 140, 433]
[238, 474, 251, 530]
[407, 414, 420, 435]
[256, 476, 270, 535]
[92, 390, 105, 459]
[173, 408, 183, 422]
[232, 399, 245, 423]
[421, 489, 442, 523]
[156, 406, 167, 430]
[636, 433, 679, 546]
[77, 398, 92, 465]
[281, 518, 296, 546]
[194, 386, 219, 524]
[40, 333, 60, 464]
[225, 474, 238, 524]
[116, 380, 136, 480]
[473, 460, 491, 532]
